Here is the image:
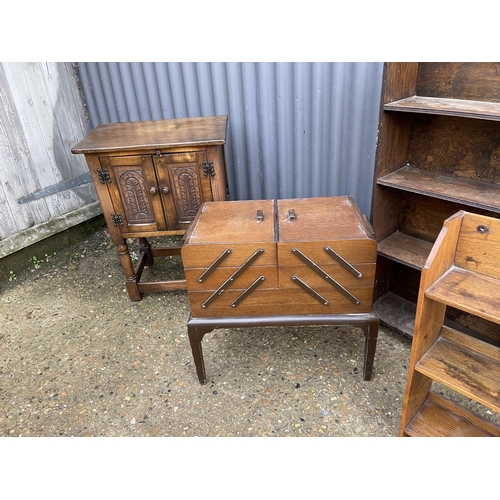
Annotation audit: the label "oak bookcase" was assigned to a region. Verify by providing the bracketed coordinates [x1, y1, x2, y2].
[370, 62, 500, 345]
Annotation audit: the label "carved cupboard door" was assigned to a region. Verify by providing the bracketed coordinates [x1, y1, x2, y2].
[100, 155, 168, 232]
[154, 152, 212, 230]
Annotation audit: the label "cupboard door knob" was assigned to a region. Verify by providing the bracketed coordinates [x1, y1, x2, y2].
[150, 186, 157, 194]
[162, 186, 170, 194]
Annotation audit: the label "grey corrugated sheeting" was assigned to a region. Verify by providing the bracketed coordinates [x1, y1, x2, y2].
[76, 62, 383, 215]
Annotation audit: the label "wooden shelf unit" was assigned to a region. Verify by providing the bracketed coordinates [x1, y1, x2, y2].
[378, 166, 500, 214]
[383, 95, 500, 121]
[399, 210, 500, 437]
[377, 232, 433, 270]
[370, 62, 500, 342]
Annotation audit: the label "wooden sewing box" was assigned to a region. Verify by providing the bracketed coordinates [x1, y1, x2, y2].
[181, 196, 379, 383]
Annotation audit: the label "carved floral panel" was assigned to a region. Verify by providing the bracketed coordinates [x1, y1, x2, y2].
[170, 166, 203, 223]
[117, 170, 155, 225]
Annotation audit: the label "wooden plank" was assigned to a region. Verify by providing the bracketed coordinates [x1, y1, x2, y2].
[455, 212, 500, 281]
[426, 267, 500, 325]
[440, 325, 500, 362]
[372, 292, 416, 337]
[384, 96, 500, 121]
[390, 262, 422, 304]
[184, 266, 279, 291]
[150, 247, 182, 257]
[278, 196, 374, 243]
[415, 326, 500, 412]
[205, 145, 228, 202]
[278, 241, 376, 267]
[370, 64, 418, 242]
[398, 212, 463, 434]
[4, 63, 67, 217]
[378, 232, 433, 270]
[377, 165, 500, 213]
[121, 230, 186, 238]
[188, 287, 374, 318]
[278, 264, 375, 290]
[183, 242, 277, 269]
[382, 62, 419, 103]
[137, 280, 187, 293]
[183, 199, 276, 245]
[72, 115, 228, 154]
[0, 63, 97, 252]
[397, 192, 487, 243]
[404, 392, 500, 437]
[0, 202, 102, 258]
[406, 115, 500, 183]
[444, 308, 500, 346]
[42, 62, 95, 206]
[0, 64, 51, 234]
[416, 62, 500, 102]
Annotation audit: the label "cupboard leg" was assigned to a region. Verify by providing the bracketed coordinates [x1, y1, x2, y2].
[139, 237, 154, 267]
[116, 242, 142, 302]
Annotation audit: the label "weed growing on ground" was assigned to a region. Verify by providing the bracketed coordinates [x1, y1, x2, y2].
[29, 252, 56, 270]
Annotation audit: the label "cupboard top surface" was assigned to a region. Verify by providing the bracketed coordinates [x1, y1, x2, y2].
[72, 115, 227, 154]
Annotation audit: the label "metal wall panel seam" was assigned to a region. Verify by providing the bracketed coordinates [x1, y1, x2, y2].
[76, 63, 100, 128]
[129, 62, 151, 121]
[224, 62, 250, 200]
[94, 62, 116, 124]
[152, 63, 175, 120]
[141, 63, 162, 121]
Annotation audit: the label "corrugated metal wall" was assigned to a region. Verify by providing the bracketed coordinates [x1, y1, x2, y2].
[77, 62, 383, 215]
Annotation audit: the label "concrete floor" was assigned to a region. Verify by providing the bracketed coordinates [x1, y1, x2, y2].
[2, 220, 499, 498]
[0, 224, 415, 437]
[6, 221, 498, 438]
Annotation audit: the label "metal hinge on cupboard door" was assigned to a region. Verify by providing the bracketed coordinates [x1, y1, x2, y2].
[111, 213, 123, 226]
[203, 161, 215, 177]
[97, 168, 112, 184]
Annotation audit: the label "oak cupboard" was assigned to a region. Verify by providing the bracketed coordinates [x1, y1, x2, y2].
[72, 116, 229, 301]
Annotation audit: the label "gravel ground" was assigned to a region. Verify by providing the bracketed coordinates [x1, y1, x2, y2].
[1, 224, 496, 439]
[2, 222, 499, 499]
[0, 226, 412, 438]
